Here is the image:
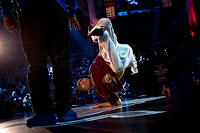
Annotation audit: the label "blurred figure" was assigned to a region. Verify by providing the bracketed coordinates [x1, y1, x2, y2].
[161, 85, 171, 97]
[16, 81, 25, 97]
[9, 91, 19, 102]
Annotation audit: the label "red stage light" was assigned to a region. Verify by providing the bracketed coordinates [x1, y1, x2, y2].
[190, 30, 194, 38]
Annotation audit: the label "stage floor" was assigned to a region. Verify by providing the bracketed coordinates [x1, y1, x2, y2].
[0, 93, 200, 133]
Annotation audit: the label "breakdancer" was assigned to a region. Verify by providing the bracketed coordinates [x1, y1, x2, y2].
[77, 18, 138, 109]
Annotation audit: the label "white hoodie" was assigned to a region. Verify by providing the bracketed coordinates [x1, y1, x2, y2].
[91, 18, 138, 75]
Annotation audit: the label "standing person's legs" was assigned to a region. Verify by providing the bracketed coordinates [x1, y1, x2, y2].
[47, 18, 72, 117]
[46, 1, 76, 119]
[19, 1, 77, 127]
[19, 8, 54, 114]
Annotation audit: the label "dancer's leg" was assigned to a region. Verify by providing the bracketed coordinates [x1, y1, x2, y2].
[98, 31, 134, 73]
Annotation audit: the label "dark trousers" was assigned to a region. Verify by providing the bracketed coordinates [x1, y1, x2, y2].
[18, 1, 72, 116]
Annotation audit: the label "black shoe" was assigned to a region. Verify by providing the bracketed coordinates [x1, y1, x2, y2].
[88, 25, 105, 36]
[26, 112, 57, 128]
[57, 109, 77, 122]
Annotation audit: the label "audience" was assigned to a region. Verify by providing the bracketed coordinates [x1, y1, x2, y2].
[0, 46, 199, 115]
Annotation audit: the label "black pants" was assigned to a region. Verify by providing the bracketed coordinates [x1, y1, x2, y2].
[18, 1, 72, 116]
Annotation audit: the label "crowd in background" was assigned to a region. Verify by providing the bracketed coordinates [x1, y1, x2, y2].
[0, 43, 200, 116]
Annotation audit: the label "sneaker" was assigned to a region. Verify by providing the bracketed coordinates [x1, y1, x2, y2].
[26, 112, 57, 128]
[57, 109, 77, 122]
[88, 25, 105, 36]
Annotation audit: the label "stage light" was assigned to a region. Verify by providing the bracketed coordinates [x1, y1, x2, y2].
[186, 0, 197, 27]
[190, 30, 194, 38]
[0, 129, 8, 133]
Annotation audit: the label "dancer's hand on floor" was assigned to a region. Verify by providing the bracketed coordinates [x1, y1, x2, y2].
[89, 102, 112, 109]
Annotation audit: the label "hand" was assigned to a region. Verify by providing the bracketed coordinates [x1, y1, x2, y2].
[116, 98, 122, 105]
[89, 102, 112, 109]
[91, 18, 99, 27]
[3, 16, 17, 33]
[68, 16, 81, 30]
[89, 105, 100, 109]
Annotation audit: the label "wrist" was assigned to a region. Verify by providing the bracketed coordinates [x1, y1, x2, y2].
[116, 99, 122, 105]
[69, 8, 76, 17]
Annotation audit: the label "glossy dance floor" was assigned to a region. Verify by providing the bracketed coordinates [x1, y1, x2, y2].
[1, 92, 200, 133]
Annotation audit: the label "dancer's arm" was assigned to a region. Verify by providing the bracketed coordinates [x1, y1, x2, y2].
[89, 102, 112, 109]
[89, 99, 122, 109]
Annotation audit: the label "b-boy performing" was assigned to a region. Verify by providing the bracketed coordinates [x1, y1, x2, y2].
[77, 18, 138, 109]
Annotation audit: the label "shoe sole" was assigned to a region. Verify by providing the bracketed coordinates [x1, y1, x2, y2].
[57, 115, 77, 122]
[87, 26, 105, 36]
